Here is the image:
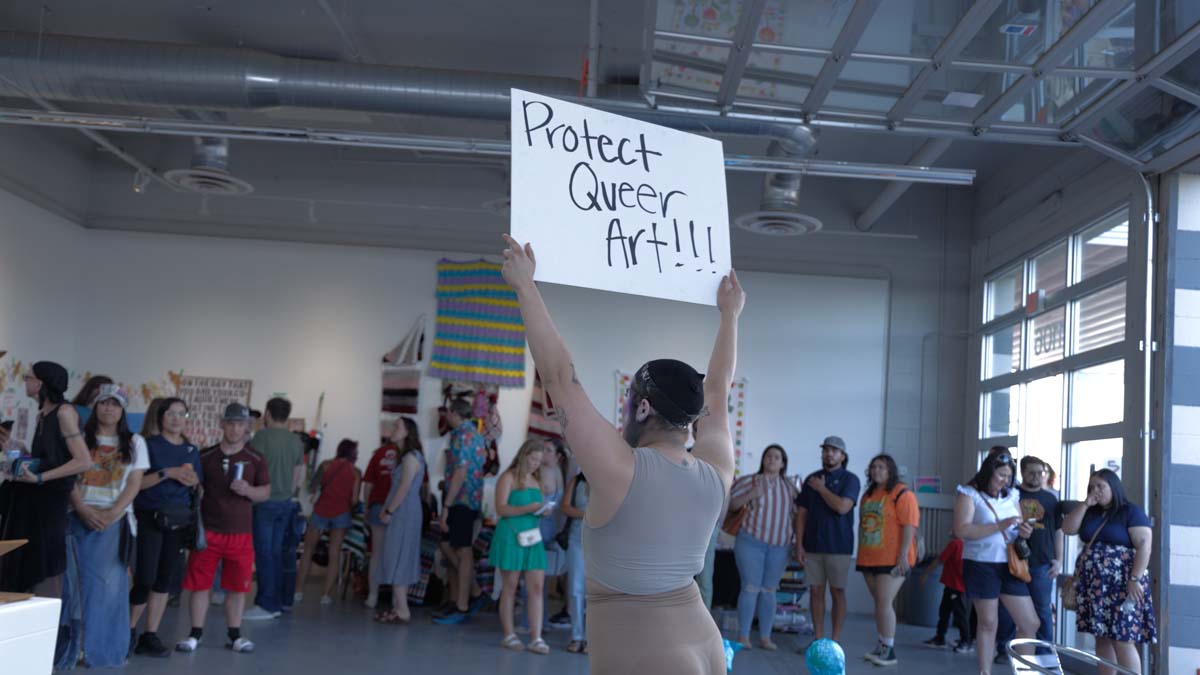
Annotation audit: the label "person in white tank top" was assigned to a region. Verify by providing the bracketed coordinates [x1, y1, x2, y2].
[500, 235, 745, 674]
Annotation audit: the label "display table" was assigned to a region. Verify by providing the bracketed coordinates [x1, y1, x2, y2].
[0, 597, 60, 674]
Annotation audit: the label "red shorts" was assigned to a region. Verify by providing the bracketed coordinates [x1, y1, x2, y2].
[183, 531, 255, 594]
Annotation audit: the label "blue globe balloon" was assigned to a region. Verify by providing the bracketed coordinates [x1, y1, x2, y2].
[805, 638, 846, 675]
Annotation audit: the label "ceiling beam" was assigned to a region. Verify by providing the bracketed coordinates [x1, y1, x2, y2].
[855, 138, 953, 231]
[0, 106, 975, 185]
[974, 0, 1133, 128]
[801, 0, 883, 113]
[1074, 134, 1146, 167]
[888, 0, 1004, 123]
[714, 0, 769, 110]
[1142, 129, 1200, 173]
[1149, 77, 1200, 108]
[1063, 20, 1200, 134]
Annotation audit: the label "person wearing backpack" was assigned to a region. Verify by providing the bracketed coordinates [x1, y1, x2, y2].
[856, 454, 920, 667]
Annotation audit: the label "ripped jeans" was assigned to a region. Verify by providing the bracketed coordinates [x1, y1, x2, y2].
[734, 532, 791, 639]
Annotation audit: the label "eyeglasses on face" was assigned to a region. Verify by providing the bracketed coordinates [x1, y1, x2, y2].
[164, 410, 191, 420]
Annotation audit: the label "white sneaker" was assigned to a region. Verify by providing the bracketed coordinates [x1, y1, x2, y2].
[365, 592, 378, 609]
[320, 595, 334, 606]
[176, 636, 200, 652]
[293, 592, 304, 604]
[210, 590, 226, 606]
[242, 606, 280, 621]
[228, 637, 255, 653]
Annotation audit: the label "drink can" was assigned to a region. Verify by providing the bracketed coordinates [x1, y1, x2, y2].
[232, 462, 245, 482]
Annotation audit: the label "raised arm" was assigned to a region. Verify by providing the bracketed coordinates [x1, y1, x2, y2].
[690, 271, 746, 492]
[500, 235, 632, 490]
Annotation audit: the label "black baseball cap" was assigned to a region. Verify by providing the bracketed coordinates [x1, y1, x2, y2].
[632, 359, 705, 427]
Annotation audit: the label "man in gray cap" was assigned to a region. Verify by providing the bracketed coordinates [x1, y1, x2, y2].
[794, 435, 860, 644]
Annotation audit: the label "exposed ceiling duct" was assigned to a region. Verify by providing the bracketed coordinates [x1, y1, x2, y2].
[0, 30, 806, 143]
[735, 124, 824, 237]
[164, 136, 254, 196]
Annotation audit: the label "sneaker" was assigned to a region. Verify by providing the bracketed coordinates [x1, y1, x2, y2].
[210, 590, 226, 606]
[319, 595, 334, 606]
[242, 606, 280, 621]
[548, 609, 571, 628]
[228, 637, 255, 653]
[175, 637, 199, 653]
[923, 636, 948, 649]
[467, 594, 487, 615]
[872, 645, 898, 666]
[433, 609, 469, 625]
[365, 592, 378, 609]
[134, 633, 171, 658]
[953, 641, 975, 654]
[280, 604, 294, 613]
[864, 642, 885, 662]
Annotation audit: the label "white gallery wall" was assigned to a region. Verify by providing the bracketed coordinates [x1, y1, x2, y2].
[0, 187, 889, 487]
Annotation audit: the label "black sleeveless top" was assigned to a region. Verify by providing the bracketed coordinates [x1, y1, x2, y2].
[32, 403, 74, 491]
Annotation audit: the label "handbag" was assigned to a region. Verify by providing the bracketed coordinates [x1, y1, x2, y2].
[118, 515, 136, 568]
[721, 476, 756, 536]
[152, 502, 195, 531]
[191, 488, 207, 552]
[1061, 511, 1111, 611]
[517, 528, 542, 547]
[982, 499, 1032, 583]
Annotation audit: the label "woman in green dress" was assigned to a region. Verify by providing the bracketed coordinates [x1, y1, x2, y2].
[490, 439, 551, 654]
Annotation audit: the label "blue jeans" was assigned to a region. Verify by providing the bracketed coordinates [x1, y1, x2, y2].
[566, 526, 586, 642]
[734, 532, 791, 639]
[996, 563, 1054, 650]
[254, 500, 299, 612]
[58, 513, 130, 669]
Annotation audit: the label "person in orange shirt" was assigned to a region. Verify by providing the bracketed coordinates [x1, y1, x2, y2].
[856, 454, 919, 667]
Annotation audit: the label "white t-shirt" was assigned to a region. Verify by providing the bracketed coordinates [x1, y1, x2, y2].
[79, 433, 150, 513]
[957, 484, 1020, 563]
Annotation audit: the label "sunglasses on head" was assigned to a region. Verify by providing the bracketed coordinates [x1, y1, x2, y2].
[992, 453, 1013, 466]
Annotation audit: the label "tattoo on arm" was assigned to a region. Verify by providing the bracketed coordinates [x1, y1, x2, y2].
[554, 406, 569, 432]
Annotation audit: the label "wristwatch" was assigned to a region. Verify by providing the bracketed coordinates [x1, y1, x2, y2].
[158, 468, 167, 480]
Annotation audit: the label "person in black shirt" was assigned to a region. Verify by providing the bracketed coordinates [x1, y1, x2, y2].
[997, 456, 1062, 657]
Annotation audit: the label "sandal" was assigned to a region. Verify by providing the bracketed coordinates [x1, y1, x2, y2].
[500, 634, 525, 651]
[374, 610, 409, 624]
[528, 638, 551, 655]
[566, 640, 586, 654]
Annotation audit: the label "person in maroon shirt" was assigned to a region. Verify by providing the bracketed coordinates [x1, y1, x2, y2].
[362, 421, 404, 608]
[176, 403, 271, 654]
[920, 534, 973, 653]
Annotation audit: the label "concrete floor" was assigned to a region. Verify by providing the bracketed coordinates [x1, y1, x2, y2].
[120, 593, 1013, 674]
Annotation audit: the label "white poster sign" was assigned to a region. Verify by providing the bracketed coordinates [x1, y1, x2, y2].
[510, 89, 730, 306]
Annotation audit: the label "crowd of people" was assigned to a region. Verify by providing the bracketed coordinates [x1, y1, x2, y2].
[0, 235, 1162, 675]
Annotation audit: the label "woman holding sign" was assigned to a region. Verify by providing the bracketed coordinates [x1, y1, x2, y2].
[500, 234, 743, 675]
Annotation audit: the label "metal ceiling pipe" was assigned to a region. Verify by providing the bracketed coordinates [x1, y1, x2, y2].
[760, 125, 817, 212]
[0, 30, 803, 141]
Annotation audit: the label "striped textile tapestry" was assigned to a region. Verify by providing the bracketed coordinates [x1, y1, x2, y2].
[427, 259, 526, 388]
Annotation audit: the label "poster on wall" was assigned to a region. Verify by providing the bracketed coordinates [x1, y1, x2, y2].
[614, 371, 747, 473]
[0, 388, 38, 452]
[509, 88, 730, 306]
[175, 375, 253, 448]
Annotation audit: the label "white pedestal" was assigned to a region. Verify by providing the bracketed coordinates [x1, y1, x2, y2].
[0, 597, 61, 675]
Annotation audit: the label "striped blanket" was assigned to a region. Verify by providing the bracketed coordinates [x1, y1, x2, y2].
[427, 260, 526, 388]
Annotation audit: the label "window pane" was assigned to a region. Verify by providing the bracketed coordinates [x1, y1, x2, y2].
[1025, 374, 1064, 463]
[1031, 242, 1068, 298]
[1029, 307, 1066, 368]
[982, 385, 1019, 438]
[1066, 438, 1123, 502]
[986, 266, 1023, 321]
[1078, 211, 1128, 280]
[984, 323, 1022, 379]
[1076, 282, 1126, 353]
[1071, 360, 1124, 427]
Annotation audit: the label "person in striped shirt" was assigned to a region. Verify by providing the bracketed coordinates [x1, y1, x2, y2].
[729, 444, 798, 650]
